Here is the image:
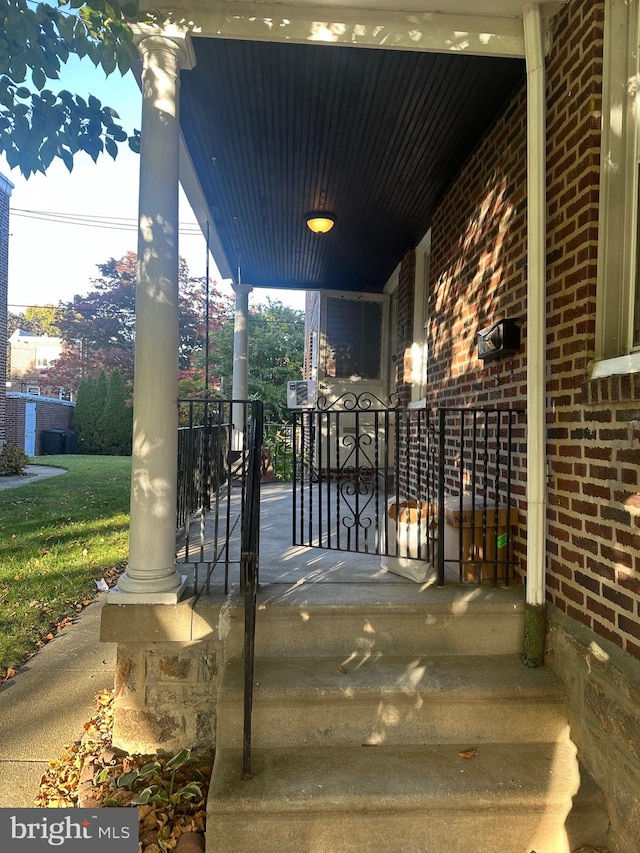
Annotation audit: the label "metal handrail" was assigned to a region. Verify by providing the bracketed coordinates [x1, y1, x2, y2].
[241, 400, 263, 780]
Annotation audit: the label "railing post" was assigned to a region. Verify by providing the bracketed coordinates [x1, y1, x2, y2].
[242, 399, 263, 780]
[437, 408, 446, 586]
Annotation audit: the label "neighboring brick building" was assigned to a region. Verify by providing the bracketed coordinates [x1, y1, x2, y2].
[5, 393, 74, 456]
[0, 172, 14, 449]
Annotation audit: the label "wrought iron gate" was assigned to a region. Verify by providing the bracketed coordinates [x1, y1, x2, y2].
[293, 396, 523, 584]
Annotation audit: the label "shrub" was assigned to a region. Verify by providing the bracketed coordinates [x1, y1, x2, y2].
[0, 445, 30, 476]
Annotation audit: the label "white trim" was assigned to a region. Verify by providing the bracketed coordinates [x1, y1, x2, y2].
[412, 230, 431, 401]
[523, 3, 547, 608]
[318, 289, 389, 388]
[179, 135, 234, 280]
[595, 0, 640, 361]
[590, 352, 640, 379]
[157, 1, 528, 57]
[384, 263, 400, 295]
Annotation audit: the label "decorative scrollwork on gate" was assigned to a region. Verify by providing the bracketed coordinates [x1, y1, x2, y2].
[315, 391, 401, 412]
[337, 434, 376, 537]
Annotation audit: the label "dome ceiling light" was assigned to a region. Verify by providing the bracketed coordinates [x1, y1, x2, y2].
[306, 212, 336, 234]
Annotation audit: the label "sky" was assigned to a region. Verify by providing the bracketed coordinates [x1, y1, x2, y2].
[1, 55, 306, 315]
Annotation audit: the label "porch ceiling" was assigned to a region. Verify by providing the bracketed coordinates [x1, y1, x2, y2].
[180, 36, 525, 293]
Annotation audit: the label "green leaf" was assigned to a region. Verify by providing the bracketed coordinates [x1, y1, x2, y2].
[129, 786, 153, 804]
[96, 767, 112, 784]
[164, 748, 191, 772]
[116, 769, 140, 788]
[176, 782, 202, 800]
[127, 131, 140, 154]
[9, 55, 27, 84]
[32, 66, 46, 90]
[138, 760, 162, 777]
[105, 135, 117, 159]
[57, 13, 76, 44]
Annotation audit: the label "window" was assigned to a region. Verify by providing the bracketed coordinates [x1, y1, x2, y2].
[324, 296, 383, 380]
[35, 345, 60, 370]
[595, 0, 640, 375]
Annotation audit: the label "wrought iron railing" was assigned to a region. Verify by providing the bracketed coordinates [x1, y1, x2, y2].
[293, 395, 523, 584]
[436, 407, 523, 584]
[176, 398, 262, 595]
[241, 402, 263, 779]
[176, 397, 263, 778]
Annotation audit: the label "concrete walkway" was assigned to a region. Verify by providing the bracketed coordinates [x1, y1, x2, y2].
[0, 463, 116, 807]
[0, 464, 66, 491]
[0, 599, 115, 806]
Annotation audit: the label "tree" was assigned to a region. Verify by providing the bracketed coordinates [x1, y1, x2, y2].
[24, 305, 61, 335]
[8, 305, 61, 336]
[74, 368, 132, 454]
[52, 251, 228, 391]
[210, 298, 304, 422]
[0, 0, 148, 177]
[98, 368, 132, 454]
[73, 373, 99, 452]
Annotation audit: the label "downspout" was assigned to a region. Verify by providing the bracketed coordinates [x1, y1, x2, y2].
[522, 4, 547, 665]
[231, 283, 253, 451]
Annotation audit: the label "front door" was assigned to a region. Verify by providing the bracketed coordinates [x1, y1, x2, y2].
[24, 402, 36, 456]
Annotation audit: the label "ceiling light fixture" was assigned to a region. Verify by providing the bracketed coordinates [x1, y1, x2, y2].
[306, 212, 336, 234]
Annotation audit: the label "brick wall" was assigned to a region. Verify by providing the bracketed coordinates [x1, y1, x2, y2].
[6, 394, 74, 453]
[421, 0, 640, 658]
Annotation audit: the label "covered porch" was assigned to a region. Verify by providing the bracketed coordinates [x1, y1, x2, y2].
[108, 0, 549, 615]
[98, 0, 620, 848]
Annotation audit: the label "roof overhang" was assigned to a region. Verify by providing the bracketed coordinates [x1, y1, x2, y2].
[142, 0, 563, 292]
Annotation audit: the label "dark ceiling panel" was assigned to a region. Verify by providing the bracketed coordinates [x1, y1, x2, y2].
[180, 38, 524, 293]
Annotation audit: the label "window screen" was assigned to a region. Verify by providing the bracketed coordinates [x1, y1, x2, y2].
[324, 298, 382, 380]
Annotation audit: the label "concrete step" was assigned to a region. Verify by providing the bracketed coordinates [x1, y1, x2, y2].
[217, 654, 568, 748]
[224, 584, 526, 659]
[207, 741, 606, 853]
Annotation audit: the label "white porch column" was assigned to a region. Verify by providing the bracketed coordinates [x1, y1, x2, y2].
[109, 32, 195, 604]
[523, 5, 547, 662]
[231, 284, 252, 450]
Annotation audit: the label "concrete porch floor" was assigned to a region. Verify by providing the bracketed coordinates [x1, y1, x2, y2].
[177, 480, 521, 608]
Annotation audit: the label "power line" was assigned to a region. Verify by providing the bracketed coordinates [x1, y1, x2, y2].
[10, 207, 204, 236]
[7, 302, 305, 325]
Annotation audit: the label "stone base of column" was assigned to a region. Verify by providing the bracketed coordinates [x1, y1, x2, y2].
[107, 574, 188, 605]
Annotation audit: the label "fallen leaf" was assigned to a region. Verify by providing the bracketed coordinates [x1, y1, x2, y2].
[458, 748, 478, 759]
[338, 665, 347, 674]
[6, 667, 16, 678]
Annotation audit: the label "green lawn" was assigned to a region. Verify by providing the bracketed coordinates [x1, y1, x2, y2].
[0, 455, 131, 678]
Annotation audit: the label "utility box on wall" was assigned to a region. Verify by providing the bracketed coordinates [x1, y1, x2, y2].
[477, 318, 521, 362]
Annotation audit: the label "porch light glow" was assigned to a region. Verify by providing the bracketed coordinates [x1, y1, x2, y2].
[306, 212, 335, 233]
